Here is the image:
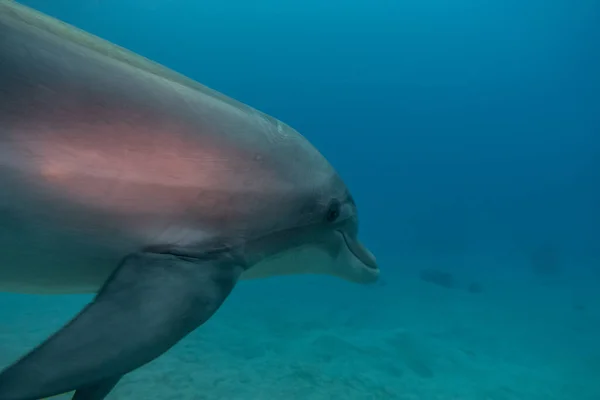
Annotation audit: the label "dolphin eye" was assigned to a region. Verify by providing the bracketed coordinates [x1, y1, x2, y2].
[325, 200, 341, 222]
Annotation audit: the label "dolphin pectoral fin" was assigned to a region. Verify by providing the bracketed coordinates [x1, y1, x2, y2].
[0, 252, 243, 400]
[72, 376, 121, 400]
[36, 377, 120, 400]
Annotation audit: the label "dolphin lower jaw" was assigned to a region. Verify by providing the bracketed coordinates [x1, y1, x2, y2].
[339, 230, 378, 270]
[336, 231, 379, 283]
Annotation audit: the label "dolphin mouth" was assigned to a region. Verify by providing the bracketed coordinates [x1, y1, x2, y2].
[339, 231, 378, 270]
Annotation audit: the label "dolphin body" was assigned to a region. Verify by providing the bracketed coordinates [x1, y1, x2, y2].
[0, 1, 379, 399]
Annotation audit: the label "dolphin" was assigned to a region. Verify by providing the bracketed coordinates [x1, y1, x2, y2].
[0, 1, 379, 399]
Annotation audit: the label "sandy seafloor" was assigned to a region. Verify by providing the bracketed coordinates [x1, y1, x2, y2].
[1, 257, 599, 400]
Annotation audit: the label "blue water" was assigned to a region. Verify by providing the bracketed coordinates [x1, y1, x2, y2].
[2, 0, 599, 398]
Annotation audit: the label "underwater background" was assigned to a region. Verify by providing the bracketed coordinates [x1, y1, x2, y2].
[1, 0, 599, 398]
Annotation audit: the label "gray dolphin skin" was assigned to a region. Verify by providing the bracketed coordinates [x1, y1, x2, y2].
[0, 1, 379, 399]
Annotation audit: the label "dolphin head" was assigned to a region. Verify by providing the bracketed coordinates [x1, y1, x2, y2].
[305, 180, 380, 284]
[239, 122, 379, 284]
